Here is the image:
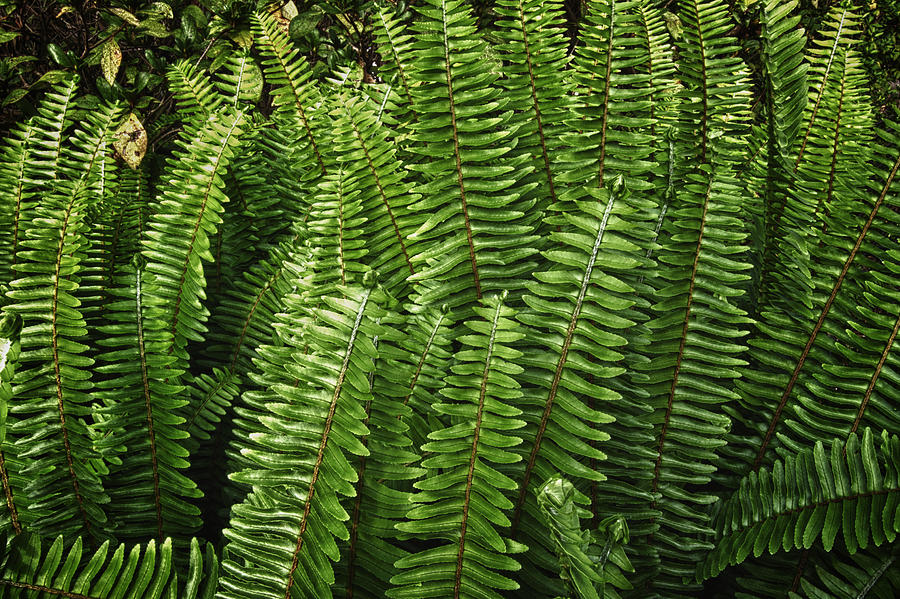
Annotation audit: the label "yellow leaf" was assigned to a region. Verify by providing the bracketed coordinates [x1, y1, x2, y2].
[108, 7, 140, 26]
[113, 113, 147, 169]
[101, 38, 122, 85]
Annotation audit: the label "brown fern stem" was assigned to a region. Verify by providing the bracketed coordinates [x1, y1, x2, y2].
[850, 307, 900, 436]
[754, 151, 900, 470]
[441, 0, 481, 298]
[135, 268, 163, 541]
[454, 297, 503, 599]
[283, 290, 371, 599]
[510, 191, 616, 535]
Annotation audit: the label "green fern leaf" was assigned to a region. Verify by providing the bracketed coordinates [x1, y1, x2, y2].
[219, 283, 392, 599]
[0, 533, 218, 598]
[0, 314, 24, 536]
[701, 429, 900, 579]
[404, 0, 540, 316]
[391, 293, 527, 599]
[141, 109, 246, 366]
[93, 261, 203, 541]
[2, 98, 123, 539]
[0, 123, 37, 288]
[251, 8, 328, 174]
[494, 0, 572, 223]
[167, 59, 223, 117]
[329, 93, 420, 296]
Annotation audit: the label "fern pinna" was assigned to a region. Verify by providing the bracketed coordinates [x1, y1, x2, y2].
[0, 1, 898, 598]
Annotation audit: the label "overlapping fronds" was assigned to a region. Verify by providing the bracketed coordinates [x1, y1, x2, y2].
[93, 262, 202, 541]
[202, 236, 300, 377]
[0, 79, 78, 289]
[0, 2, 897, 598]
[675, 0, 753, 166]
[508, 177, 643, 595]
[0, 533, 218, 598]
[701, 429, 900, 579]
[292, 170, 369, 304]
[733, 131, 896, 476]
[329, 93, 420, 295]
[404, 0, 539, 316]
[638, 163, 753, 593]
[384, 305, 455, 451]
[563, 0, 658, 191]
[2, 97, 122, 539]
[219, 283, 391, 599]
[391, 293, 526, 599]
[250, 8, 327, 174]
[141, 109, 246, 366]
[332, 317, 424, 598]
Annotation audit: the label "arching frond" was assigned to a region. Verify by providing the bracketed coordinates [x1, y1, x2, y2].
[2, 98, 122, 539]
[0, 533, 218, 598]
[701, 429, 900, 579]
[219, 283, 392, 599]
[391, 293, 526, 599]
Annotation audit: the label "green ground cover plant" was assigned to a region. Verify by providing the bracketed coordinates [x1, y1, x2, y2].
[0, 1, 898, 597]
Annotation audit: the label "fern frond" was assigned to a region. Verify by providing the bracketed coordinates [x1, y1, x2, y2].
[389, 305, 455, 452]
[167, 59, 223, 117]
[562, 0, 659, 190]
[0, 533, 218, 598]
[202, 235, 299, 377]
[3, 99, 123, 539]
[494, 0, 572, 223]
[735, 121, 896, 473]
[250, 9, 327, 174]
[701, 428, 900, 579]
[294, 169, 369, 301]
[93, 261, 203, 542]
[759, 0, 809, 161]
[507, 176, 642, 595]
[404, 0, 539, 315]
[0, 314, 24, 536]
[0, 123, 37, 288]
[216, 51, 263, 109]
[636, 161, 753, 593]
[752, 7, 860, 308]
[219, 283, 391, 599]
[330, 93, 419, 296]
[391, 293, 526, 599]
[1, 79, 78, 288]
[333, 314, 425, 598]
[141, 109, 246, 366]
[676, 0, 753, 165]
[185, 368, 240, 450]
[790, 544, 900, 598]
[374, 3, 416, 112]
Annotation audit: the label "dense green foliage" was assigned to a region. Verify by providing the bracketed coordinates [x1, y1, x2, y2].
[0, 1, 899, 598]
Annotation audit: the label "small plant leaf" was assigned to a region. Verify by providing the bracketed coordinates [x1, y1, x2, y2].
[101, 38, 122, 84]
[108, 7, 140, 26]
[113, 112, 148, 169]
